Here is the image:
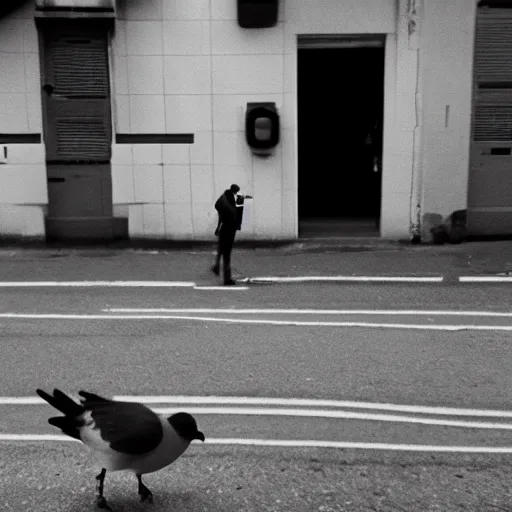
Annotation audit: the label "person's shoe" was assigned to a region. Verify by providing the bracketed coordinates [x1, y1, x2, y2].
[211, 265, 220, 276]
[224, 279, 236, 286]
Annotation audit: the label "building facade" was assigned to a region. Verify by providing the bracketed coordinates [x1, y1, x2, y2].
[0, 0, 509, 242]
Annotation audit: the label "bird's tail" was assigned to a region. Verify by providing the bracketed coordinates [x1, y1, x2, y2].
[48, 416, 82, 440]
[36, 388, 84, 417]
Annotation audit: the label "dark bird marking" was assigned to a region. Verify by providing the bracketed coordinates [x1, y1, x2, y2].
[78, 390, 164, 455]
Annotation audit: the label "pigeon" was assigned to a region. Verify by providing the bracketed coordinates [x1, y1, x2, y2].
[36, 388, 205, 511]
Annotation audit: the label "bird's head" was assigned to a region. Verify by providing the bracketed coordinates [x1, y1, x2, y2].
[167, 412, 205, 443]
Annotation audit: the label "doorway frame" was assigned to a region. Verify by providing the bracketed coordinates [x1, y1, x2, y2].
[294, 33, 395, 238]
[36, 17, 118, 240]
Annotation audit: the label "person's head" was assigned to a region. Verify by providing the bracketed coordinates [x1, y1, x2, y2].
[230, 184, 240, 194]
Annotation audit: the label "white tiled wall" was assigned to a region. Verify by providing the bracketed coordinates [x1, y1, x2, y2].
[162, 0, 210, 21]
[111, 0, 402, 240]
[164, 202, 194, 238]
[0, 9, 41, 133]
[0, 163, 47, 203]
[0, 3, 46, 238]
[163, 165, 192, 203]
[165, 95, 212, 132]
[0, 0, 478, 241]
[0, 204, 45, 237]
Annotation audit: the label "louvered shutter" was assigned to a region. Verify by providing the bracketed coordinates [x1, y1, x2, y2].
[473, 8, 512, 142]
[475, 9, 512, 84]
[468, 6, 512, 236]
[474, 104, 512, 141]
[43, 28, 112, 162]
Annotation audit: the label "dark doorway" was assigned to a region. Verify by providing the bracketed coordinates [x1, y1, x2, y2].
[298, 46, 385, 237]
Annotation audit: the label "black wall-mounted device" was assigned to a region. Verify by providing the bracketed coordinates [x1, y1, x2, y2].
[245, 102, 280, 156]
[237, 0, 279, 28]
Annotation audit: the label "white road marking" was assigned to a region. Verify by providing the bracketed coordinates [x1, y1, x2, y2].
[4, 395, 512, 418]
[0, 281, 195, 287]
[2, 434, 512, 453]
[0, 312, 512, 331]
[6, 398, 512, 429]
[460, 276, 512, 283]
[147, 407, 512, 430]
[105, 307, 512, 317]
[242, 276, 443, 283]
[0, 434, 74, 442]
[0, 277, 509, 287]
[193, 286, 249, 291]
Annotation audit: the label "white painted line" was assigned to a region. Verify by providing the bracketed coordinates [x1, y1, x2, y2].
[204, 439, 512, 453]
[1, 313, 512, 331]
[0, 281, 195, 288]
[2, 434, 512, 453]
[5, 395, 512, 418]
[193, 286, 249, 291]
[460, 276, 512, 283]
[111, 398, 512, 418]
[0, 434, 77, 442]
[144, 315, 512, 331]
[243, 276, 443, 283]
[105, 307, 512, 317]
[148, 407, 512, 430]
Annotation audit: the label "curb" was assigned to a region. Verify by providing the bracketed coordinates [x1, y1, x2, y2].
[0, 238, 438, 253]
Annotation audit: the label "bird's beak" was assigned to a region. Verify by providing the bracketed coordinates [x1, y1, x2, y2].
[196, 432, 205, 442]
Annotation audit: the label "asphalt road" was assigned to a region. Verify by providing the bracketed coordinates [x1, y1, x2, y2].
[2, 268, 512, 510]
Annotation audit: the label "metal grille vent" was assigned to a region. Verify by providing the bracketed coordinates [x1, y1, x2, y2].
[474, 105, 512, 141]
[49, 38, 109, 97]
[55, 117, 110, 161]
[475, 10, 512, 83]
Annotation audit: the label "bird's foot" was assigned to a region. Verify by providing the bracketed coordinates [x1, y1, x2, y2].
[96, 496, 113, 511]
[139, 487, 154, 504]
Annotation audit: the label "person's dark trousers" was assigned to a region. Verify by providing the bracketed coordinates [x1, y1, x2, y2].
[213, 228, 237, 284]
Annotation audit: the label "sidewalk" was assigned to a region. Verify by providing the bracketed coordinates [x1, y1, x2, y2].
[0, 239, 511, 284]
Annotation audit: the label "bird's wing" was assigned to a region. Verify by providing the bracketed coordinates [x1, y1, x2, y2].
[78, 391, 163, 455]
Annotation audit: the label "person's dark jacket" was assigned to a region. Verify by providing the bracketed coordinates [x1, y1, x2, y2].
[215, 190, 238, 231]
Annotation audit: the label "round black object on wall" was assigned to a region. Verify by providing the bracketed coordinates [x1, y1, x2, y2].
[245, 103, 280, 150]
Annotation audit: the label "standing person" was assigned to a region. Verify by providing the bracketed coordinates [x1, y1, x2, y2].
[212, 184, 241, 286]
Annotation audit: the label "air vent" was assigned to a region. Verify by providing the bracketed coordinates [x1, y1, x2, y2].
[474, 105, 512, 141]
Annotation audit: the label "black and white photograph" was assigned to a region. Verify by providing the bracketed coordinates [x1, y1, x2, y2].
[1, 0, 512, 510]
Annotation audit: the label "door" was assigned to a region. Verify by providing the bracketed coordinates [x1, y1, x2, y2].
[39, 19, 115, 240]
[297, 36, 385, 236]
[468, 7, 512, 236]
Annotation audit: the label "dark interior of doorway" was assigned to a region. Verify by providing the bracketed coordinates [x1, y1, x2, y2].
[298, 47, 385, 237]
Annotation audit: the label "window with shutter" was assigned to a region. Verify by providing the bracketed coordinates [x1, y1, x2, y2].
[473, 9, 512, 142]
[49, 38, 109, 98]
[42, 24, 112, 163]
[475, 10, 512, 85]
[474, 105, 512, 141]
[468, 6, 512, 236]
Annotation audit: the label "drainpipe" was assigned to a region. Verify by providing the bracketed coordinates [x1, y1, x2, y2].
[407, 0, 424, 244]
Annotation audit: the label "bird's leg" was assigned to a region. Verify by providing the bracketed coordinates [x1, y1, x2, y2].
[136, 474, 154, 504]
[95, 468, 112, 511]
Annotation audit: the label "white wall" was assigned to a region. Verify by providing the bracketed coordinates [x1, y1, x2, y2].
[419, 0, 477, 240]
[111, 0, 398, 240]
[0, 2, 46, 237]
[0, 0, 474, 242]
